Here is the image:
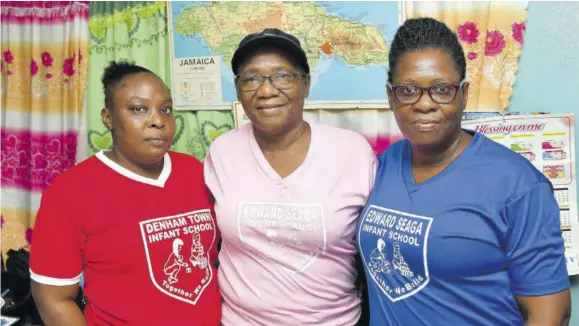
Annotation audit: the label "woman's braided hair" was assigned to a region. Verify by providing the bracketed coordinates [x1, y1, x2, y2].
[388, 17, 466, 83]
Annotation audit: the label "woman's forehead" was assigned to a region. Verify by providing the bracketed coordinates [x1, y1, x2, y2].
[394, 49, 460, 83]
[239, 48, 297, 73]
[120, 72, 163, 87]
[112, 73, 170, 98]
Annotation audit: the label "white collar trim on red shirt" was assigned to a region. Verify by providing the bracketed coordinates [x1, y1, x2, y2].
[95, 151, 172, 188]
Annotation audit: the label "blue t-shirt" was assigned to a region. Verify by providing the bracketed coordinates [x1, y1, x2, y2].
[356, 131, 570, 326]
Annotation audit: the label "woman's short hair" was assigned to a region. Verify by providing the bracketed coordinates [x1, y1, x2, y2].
[102, 60, 153, 108]
[388, 17, 466, 83]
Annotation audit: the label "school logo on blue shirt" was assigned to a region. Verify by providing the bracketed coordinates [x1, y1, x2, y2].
[358, 205, 433, 302]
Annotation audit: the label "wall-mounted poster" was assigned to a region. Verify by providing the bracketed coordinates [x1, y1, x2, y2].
[168, 1, 402, 110]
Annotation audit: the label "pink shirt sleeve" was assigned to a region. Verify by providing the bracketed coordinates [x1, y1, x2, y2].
[367, 141, 378, 191]
[203, 151, 222, 203]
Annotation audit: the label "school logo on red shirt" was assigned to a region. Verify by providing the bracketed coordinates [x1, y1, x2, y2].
[139, 209, 216, 305]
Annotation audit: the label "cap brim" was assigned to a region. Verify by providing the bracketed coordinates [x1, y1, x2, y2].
[231, 35, 310, 75]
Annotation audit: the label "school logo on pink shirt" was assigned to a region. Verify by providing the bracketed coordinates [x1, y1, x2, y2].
[238, 202, 326, 273]
[139, 209, 216, 305]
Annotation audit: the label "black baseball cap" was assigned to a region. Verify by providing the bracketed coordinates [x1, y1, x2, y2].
[231, 28, 310, 75]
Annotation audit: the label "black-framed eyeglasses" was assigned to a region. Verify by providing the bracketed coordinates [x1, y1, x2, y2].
[387, 80, 466, 105]
[235, 72, 307, 92]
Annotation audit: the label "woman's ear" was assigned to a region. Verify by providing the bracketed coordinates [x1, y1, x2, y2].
[386, 84, 394, 109]
[101, 108, 113, 131]
[302, 74, 311, 99]
[461, 81, 470, 111]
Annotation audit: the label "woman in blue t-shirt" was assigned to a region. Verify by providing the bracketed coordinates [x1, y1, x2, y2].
[356, 17, 571, 326]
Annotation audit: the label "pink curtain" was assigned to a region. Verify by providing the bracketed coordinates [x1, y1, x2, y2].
[1, 1, 89, 258]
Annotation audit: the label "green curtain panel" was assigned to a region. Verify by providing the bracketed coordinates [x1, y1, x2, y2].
[86, 1, 233, 161]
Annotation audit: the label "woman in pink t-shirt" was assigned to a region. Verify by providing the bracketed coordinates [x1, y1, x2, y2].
[204, 28, 377, 326]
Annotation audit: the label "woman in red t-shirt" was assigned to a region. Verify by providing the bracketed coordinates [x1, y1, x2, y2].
[30, 60, 221, 326]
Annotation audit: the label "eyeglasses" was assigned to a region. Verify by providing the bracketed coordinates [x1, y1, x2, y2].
[235, 72, 306, 92]
[388, 80, 466, 105]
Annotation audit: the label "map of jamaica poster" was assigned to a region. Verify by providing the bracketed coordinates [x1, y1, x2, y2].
[168, 1, 401, 110]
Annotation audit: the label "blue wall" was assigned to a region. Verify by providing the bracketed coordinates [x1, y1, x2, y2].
[508, 2, 579, 322]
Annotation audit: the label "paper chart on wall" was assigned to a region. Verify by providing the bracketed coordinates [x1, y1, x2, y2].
[462, 114, 579, 276]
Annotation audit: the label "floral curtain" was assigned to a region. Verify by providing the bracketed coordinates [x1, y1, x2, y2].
[86, 1, 233, 161]
[1, 1, 90, 258]
[404, 1, 529, 111]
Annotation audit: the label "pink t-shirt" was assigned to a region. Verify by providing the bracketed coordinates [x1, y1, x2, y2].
[204, 122, 377, 325]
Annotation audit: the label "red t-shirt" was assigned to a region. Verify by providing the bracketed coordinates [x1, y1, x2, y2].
[30, 151, 221, 326]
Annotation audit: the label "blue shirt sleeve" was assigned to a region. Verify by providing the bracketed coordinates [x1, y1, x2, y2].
[504, 182, 570, 296]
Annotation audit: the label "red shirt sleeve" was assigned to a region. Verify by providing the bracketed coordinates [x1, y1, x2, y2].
[30, 177, 84, 285]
